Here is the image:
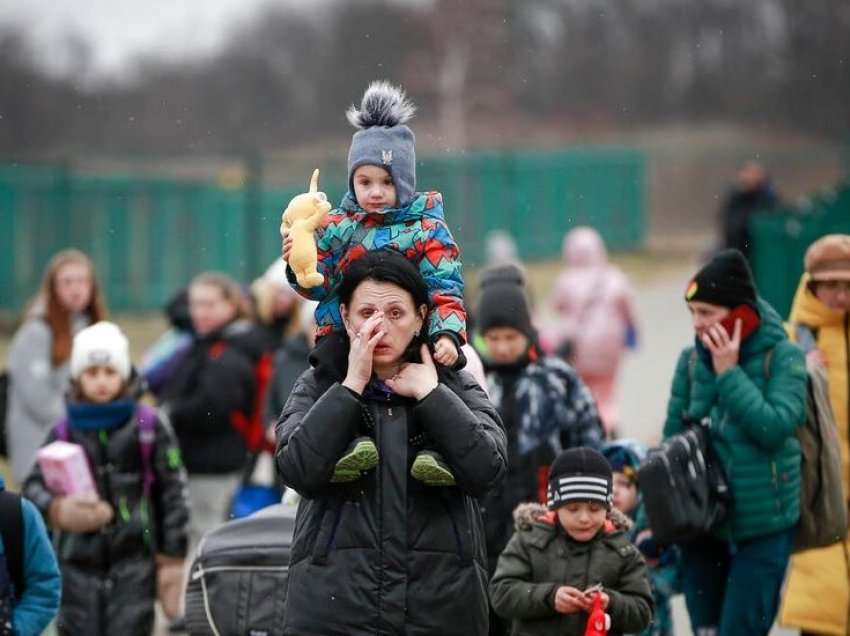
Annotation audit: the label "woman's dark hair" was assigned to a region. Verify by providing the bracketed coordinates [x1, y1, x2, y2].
[337, 250, 430, 311]
[312, 250, 468, 395]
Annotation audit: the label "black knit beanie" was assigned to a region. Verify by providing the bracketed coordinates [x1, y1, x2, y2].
[476, 264, 534, 338]
[685, 249, 757, 310]
[547, 447, 613, 510]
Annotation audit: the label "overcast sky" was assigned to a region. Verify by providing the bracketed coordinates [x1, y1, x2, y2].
[1, 0, 278, 78]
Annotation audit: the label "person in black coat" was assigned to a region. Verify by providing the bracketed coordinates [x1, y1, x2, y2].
[718, 161, 781, 263]
[276, 250, 507, 636]
[158, 273, 264, 549]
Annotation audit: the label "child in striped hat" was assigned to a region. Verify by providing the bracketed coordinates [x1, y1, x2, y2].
[490, 447, 653, 635]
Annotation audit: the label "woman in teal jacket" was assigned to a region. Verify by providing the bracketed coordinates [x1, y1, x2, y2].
[663, 249, 806, 636]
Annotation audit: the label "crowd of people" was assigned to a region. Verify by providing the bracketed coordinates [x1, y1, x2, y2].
[1, 80, 848, 636]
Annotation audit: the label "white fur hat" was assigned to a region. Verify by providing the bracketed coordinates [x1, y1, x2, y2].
[70, 321, 131, 381]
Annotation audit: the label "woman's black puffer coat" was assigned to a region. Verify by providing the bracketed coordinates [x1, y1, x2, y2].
[276, 336, 507, 636]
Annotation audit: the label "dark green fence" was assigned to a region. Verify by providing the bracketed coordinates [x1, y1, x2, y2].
[751, 181, 850, 317]
[0, 149, 645, 311]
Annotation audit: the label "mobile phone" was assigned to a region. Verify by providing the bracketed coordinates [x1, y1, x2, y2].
[718, 304, 760, 342]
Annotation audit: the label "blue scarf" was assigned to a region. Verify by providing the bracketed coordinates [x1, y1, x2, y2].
[66, 400, 136, 431]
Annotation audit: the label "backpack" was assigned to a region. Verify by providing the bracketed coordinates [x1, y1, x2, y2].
[231, 351, 275, 454]
[638, 417, 730, 545]
[788, 324, 848, 551]
[54, 405, 159, 500]
[185, 503, 294, 636]
[208, 341, 275, 455]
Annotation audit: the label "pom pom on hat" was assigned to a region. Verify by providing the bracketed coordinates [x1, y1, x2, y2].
[346, 80, 416, 129]
[70, 321, 131, 381]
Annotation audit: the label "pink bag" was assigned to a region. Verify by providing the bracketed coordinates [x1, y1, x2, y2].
[36, 441, 97, 496]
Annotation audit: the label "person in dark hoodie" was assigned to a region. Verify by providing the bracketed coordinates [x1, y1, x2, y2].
[276, 250, 506, 636]
[490, 447, 653, 636]
[23, 321, 189, 636]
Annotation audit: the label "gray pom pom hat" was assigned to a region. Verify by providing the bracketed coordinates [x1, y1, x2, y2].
[346, 80, 417, 208]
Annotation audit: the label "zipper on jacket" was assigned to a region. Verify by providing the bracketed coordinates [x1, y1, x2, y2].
[96, 431, 112, 633]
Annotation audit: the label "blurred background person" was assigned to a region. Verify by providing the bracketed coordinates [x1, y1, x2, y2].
[157, 273, 261, 544]
[264, 299, 316, 430]
[718, 161, 781, 263]
[483, 230, 521, 268]
[139, 287, 194, 400]
[546, 227, 638, 436]
[249, 259, 301, 354]
[6, 249, 107, 485]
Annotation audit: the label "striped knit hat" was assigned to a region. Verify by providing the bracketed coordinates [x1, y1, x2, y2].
[547, 447, 613, 510]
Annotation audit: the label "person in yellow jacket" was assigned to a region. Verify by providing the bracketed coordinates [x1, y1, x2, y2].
[780, 234, 850, 636]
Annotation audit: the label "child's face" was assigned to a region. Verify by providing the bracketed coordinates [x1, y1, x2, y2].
[79, 365, 124, 403]
[612, 473, 638, 515]
[353, 165, 398, 213]
[556, 501, 607, 542]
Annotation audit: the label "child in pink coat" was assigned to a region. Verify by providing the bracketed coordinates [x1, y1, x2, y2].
[548, 227, 638, 435]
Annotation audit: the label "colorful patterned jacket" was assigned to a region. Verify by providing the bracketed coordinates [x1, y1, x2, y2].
[286, 191, 467, 343]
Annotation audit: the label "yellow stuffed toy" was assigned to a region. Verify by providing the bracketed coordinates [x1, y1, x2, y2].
[280, 169, 331, 288]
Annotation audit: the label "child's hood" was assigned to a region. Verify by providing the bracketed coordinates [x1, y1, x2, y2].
[512, 502, 634, 534]
[339, 190, 445, 224]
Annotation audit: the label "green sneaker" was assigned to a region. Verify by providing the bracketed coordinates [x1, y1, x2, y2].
[410, 450, 456, 486]
[331, 436, 379, 483]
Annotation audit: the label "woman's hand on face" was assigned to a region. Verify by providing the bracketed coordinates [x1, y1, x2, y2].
[342, 312, 386, 394]
[702, 318, 741, 375]
[385, 344, 439, 401]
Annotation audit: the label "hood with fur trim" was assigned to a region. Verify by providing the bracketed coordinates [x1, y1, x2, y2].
[512, 502, 633, 534]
